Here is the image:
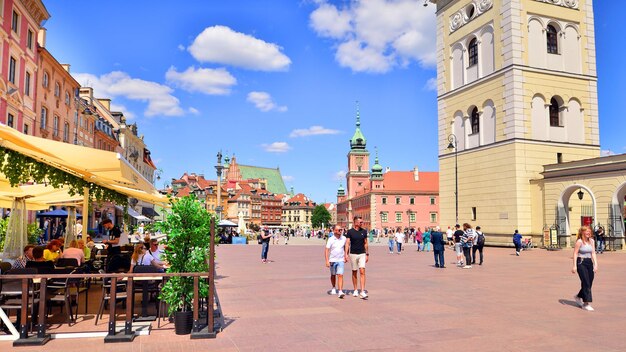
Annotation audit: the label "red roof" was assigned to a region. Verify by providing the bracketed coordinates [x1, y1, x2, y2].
[176, 186, 191, 197]
[381, 171, 439, 193]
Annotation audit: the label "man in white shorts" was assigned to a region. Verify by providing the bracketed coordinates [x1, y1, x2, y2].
[345, 216, 369, 299]
[325, 225, 347, 298]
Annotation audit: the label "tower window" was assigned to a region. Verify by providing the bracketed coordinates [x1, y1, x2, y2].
[547, 25, 558, 54]
[471, 207, 477, 221]
[549, 98, 560, 127]
[468, 38, 478, 66]
[470, 107, 480, 134]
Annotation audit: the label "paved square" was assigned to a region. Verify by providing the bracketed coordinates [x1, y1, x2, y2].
[2, 240, 624, 351]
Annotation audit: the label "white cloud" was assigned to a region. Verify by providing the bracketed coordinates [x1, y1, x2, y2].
[309, 0, 436, 73]
[601, 150, 613, 156]
[177, 44, 185, 51]
[247, 91, 287, 112]
[74, 71, 184, 117]
[334, 170, 346, 181]
[282, 175, 295, 182]
[424, 77, 437, 91]
[166, 66, 236, 95]
[110, 103, 135, 120]
[188, 107, 200, 115]
[290, 125, 340, 138]
[261, 142, 291, 153]
[188, 25, 291, 71]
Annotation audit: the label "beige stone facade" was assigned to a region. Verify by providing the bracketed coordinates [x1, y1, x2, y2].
[434, 0, 602, 244]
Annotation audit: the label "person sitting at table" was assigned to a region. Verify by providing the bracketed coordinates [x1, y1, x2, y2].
[60, 240, 85, 265]
[148, 238, 166, 266]
[43, 239, 62, 262]
[77, 239, 91, 260]
[11, 244, 36, 269]
[26, 246, 55, 273]
[130, 243, 164, 273]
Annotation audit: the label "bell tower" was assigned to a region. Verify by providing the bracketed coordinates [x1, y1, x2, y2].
[346, 105, 370, 199]
[433, 0, 600, 237]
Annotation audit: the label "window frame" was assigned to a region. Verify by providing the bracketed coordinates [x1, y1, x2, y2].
[8, 56, 17, 84]
[40, 107, 48, 129]
[381, 197, 387, 205]
[470, 107, 480, 134]
[27, 28, 34, 50]
[468, 38, 479, 67]
[395, 212, 402, 223]
[7, 113, 14, 128]
[430, 212, 438, 223]
[54, 82, 60, 97]
[24, 71, 31, 96]
[42, 72, 49, 88]
[53, 115, 60, 136]
[395, 197, 401, 205]
[11, 9, 19, 33]
[549, 98, 561, 127]
[430, 197, 436, 205]
[547, 24, 559, 54]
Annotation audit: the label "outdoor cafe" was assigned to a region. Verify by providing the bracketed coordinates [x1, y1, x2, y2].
[0, 125, 221, 346]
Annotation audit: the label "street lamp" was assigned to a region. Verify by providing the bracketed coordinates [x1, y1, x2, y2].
[577, 188, 584, 201]
[447, 134, 459, 224]
[215, 152, 224, 221]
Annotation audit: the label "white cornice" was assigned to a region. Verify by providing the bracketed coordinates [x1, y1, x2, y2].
[533, 0, 579, 10]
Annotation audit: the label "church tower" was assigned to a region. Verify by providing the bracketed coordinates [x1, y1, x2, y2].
[346, 106, 370, 199]
[433, 0, 600, 238]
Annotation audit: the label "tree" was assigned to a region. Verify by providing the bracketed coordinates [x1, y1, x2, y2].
[311, 205, 332, 229]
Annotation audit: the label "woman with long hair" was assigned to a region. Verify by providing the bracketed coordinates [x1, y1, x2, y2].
[572, 226, 598, 311]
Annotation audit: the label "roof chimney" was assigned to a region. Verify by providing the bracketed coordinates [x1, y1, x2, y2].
[98, 98, 111, 111]
[61, 64, 70, 73]
[413, 166, 419, 181]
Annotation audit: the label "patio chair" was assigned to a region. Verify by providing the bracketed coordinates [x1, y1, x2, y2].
[0, 261, 11, 274]
[46, 267, 89, 325]
[95, 277, 127, 325]
[56, 258, 79, 268]
[0, 268, 39, 329]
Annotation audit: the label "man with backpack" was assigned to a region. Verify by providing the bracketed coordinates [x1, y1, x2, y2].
[473, 226, 485, 265]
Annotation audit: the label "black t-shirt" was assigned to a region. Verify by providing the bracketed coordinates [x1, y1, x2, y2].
[453, 230, 464, 243]
[108, 225, 122, 255]
[261, 231, 271, 243]
[346, 227, 368, 254]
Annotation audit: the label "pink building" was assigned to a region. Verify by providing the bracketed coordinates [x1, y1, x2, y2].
[337, 114, 439, 232]
[0, 0, 49, 134]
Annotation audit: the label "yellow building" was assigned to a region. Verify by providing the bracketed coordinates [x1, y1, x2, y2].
[433, 0, 601, 244]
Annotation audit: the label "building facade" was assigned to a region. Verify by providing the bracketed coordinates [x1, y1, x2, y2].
[433, 0, 600, 242]
[1, 0, 49, 134]
[282, 193, 315, 229]
[337, 115, 439, 231]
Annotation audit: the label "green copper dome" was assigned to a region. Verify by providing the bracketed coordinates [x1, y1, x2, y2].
[372, 156, 383, 173]
[350, 106, 367, 150]
[337, 183, 345, 196]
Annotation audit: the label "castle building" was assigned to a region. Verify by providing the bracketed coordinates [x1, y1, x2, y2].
[433, 0, 624, 248]
[337, 112, 439, 232]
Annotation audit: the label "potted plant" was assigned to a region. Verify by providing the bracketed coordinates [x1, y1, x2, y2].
[156, 194, 214, 334]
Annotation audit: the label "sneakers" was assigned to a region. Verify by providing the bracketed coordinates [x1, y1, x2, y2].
[352, 290, 359, 297]
[462, 265, 472, 269]
[574, 296, 583, 308]
[516, 251, 520, 256]
[338, 291, 345, 299]
[582, 304, 594, 311]
[330, 288, 337, 295]
[359, 291, 368, 299]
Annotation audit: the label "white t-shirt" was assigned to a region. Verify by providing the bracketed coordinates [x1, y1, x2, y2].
[446, 229, 454, 238]
[132, 252, 155, 267]
[326, 235, 346, 262]
[395, 232, 405, 243]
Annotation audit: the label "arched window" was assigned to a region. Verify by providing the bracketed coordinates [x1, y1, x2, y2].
[547, 25, 558, 54]
[468, 38, 478, 66]
[549, 98, 560, 127]
[470, 107, 480, 134]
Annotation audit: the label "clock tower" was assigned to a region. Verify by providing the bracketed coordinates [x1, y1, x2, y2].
[346, 108, 370, 200]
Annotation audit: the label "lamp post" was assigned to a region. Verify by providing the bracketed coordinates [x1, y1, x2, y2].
[447, 134, 459, 224]
[215, 152, 224, 221]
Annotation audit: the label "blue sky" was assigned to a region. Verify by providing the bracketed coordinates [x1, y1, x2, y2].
[42, 1, 623, 203]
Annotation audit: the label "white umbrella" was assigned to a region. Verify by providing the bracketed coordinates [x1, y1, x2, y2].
[237, 212, 246, 235]
[218, 219, 237, 227]
[2, 198, 27, 260]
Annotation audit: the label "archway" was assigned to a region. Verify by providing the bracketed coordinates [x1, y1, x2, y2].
[609, 182, 626, 245]
[557, 184, 596, 247]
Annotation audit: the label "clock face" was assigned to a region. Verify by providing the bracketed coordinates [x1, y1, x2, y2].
[355, 157, 363, 167]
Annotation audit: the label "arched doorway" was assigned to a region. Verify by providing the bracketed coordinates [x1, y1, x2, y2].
[557, 184, 596, 247]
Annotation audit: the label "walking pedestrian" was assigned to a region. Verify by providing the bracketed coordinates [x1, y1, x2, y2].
[345, 216, 369, 299]
[423, 228, 432, 252]
[415, 227, 423, 252]
[453, 224, 464, 266]
[446, 226, 454, 248]
[325, 225, 347, 298]
[594, 226, 605, 254]
[431, 226, 446, 268]
[260, 229, 272, 263]
[387, 228, 395, 254]
[461, 223, 475, 269]
[472, 226, 485, 265]
[394, 227, 405, 254]
[572, 226, 598, 311]
[513, 229, 522, 256]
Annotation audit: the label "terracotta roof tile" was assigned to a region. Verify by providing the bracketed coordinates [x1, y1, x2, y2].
[176, 186, 191, 197]
[382, 171, 439, 192]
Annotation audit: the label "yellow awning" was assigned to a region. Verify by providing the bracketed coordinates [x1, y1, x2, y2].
[0, 124, 155, 194]
[0, 179, 84, 210]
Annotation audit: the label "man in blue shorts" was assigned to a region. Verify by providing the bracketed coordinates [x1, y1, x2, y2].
[325, 224, 347, 298]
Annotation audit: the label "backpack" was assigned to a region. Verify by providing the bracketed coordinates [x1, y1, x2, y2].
[477, 232, 485, 246]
